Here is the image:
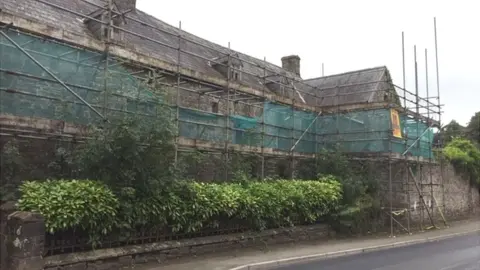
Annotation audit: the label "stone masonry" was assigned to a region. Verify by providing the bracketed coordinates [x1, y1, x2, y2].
[4, 211, 45, 270]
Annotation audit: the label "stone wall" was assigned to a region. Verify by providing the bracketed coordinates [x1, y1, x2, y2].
[0, 202, 17, 270]
[1, 208, 331, 270]
[3, 211, 45, 270]
[419, 163, 479, 221]
[44, 225, 331, 269]
[380, 161, 479, 230]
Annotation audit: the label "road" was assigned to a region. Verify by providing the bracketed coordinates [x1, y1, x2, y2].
[272, 233, 480, 270]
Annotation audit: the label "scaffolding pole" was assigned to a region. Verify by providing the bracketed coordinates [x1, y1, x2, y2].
[434, 17, 446, 225]
[225, 42, 232, 181]
[174, 21, 182, 167]
[261, 57, 267, 179]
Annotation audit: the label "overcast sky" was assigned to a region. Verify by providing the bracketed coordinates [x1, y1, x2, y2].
[137, 0, 478, 126]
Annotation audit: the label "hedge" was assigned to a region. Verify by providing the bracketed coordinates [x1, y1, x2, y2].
[17, 177, 342, 241]
[18, 180, 118, 235]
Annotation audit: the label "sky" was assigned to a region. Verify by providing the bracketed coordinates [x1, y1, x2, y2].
[137, 0, 479, 126]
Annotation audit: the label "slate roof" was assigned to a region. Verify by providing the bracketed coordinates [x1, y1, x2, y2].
[296, 66, 395, 107]
[0, 0, 297, 92]
[0, 0, 397, 107]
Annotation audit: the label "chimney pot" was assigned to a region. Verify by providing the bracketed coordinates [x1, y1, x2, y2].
[281, 55, 301, 76]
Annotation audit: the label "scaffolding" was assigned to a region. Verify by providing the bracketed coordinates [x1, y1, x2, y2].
[0, 1, 445, 236]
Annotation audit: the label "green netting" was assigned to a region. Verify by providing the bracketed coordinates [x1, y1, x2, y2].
[179, 108, 226, 142]
[315, 110, 391, 153]
[391, 117, 435, 158]
[0, 30, 434, 158]
[0, 31, 161, 125]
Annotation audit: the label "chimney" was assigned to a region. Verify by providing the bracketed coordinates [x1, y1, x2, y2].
[281, 55, 301, 76]
[114, 0, 136, 11]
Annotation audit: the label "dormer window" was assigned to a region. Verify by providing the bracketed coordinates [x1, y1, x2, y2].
[210, 53, 244, 82]
[264, 72, 287, 94]
[103, 28, 109, 39]
[211, 102, 219, 113]
[230, 69, 241, 81]
[84, 3, 128, 41]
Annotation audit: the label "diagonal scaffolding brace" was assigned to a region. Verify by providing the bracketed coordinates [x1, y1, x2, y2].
[408, 167, 436, 229]
[290, 110, 322, 152]
[0, 30, 108, 122]
[402, 123, 436, 156]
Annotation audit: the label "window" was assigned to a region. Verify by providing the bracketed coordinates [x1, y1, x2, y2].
[103, 27, 110, 39]
[230, 69, 240, 81]
[211, 102, 219, 113]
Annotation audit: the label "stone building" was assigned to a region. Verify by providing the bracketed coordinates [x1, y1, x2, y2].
[0, 0, 477, 230]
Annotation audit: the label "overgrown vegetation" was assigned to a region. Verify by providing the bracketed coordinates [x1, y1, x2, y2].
[76, 110, 177, 195]
[296, 148, 381, 234]
[435, 111, 480, 146]
[442, 137, 480, 185]
[466, 112, 480, 145]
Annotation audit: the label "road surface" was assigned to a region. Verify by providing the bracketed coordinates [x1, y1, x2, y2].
[273, 233, 480, 270]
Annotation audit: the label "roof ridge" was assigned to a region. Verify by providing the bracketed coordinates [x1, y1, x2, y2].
[303, 66, 387, 82]
[135, 8, 299, 78]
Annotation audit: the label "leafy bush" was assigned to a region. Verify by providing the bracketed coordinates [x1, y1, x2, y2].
[17, 177, 342, 241]
[75, 112, 177, 195]
[240, 177, 342, 229]
[116, 177, 342, 233]
[17, 180, 118, 238]
[442, 138, 480, 185]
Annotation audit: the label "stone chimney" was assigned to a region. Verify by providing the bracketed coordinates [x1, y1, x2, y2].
[114, 0, 137, 11]
[281, 55, 301, 76]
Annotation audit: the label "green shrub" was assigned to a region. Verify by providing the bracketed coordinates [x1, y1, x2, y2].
[241, 178, 342, 229]
[17, 177, 342, 242]
[17, 180, 118, 237]
[442, 138, 480, 185]
[185, 177, 342, 231]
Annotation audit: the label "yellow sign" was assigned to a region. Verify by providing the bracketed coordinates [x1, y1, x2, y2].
[390, 109, 402, 138]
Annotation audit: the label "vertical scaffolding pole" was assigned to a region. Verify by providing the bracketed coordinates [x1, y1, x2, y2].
[290, 97, 295, 180]
[413, 45, 435, 230]
[174, 21, 182, 167]
[414, 45, 423, 230]
[434, 17, 446, 220]
[103, 0, 113, 119]
[402, 32, 406, 108]
[388, 111, 394, 237]
[261, 57, 267, 180]
[401, 32, 411, 232]
[425, 48, 434, 221]
[225, 42, 232, 181]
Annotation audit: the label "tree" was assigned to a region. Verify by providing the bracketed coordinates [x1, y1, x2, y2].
[435, 120, 466, 146]
[466, 112, 480, 145]
[75, 98, 178, 195]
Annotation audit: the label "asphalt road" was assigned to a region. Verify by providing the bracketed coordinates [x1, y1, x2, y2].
[272, 233, 480, 270]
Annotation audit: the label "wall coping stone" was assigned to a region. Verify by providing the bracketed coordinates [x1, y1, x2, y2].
[7, 211, 44, 224]
[0, 201, 17, 212]
[44, 224, 330, 267]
